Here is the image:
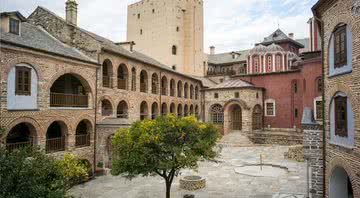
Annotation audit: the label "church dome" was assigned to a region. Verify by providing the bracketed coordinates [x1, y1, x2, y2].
[250, 44, 267, 54]
[267, 43, 284, 52]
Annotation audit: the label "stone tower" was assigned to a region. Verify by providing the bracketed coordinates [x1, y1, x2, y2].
[127, 0, 206, 77]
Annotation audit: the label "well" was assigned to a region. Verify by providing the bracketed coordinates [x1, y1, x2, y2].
[179, 176, 206, 190]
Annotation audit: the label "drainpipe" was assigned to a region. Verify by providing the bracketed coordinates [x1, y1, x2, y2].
[93, 54, 99, 176]
[159, 71, 162, 115]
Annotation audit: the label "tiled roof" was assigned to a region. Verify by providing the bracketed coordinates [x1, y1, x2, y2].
[0, 22, 98, 64]
[208, 50, 249, 65]
[207, 79, 254, 90]
[191, 76, 217, 88]
[34, 6, 202, 82]
[260, 29, 304, 48]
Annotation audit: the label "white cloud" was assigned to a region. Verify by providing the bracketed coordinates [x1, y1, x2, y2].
[1, 0, 317, 53]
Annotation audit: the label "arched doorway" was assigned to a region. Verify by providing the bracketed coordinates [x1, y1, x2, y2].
[140, 101, 148, 120]
[6, 123, 36, 151]
[252, 105, 263, 130]
[75, 120, 91, 147]
[230, 105, 242, 130]
[117, 64, 128, 90]
[46, 121, 67, 153]
[161, 103, 168, 115]
[151, 102, 159, 119]
[101, 99, 113, 116]
[330, 166, 354, 198]
[117, 100, 128, 118]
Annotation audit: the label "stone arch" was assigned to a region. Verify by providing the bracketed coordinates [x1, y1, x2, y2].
[140, 101, 148, 120]
[224, 99, 251, 134]
[151, 73, 159, 94]
[4, 122, 37, 151]
[161, 103, 168, 115]
[170, 79, 176, 96]
[190, 84, 194, 99]
[48, 72, 94, 108]
[328, 157, 359, 198]
[117, 63, 129, 90]
[117, 100, 129, 118]
[3, 58, 43, 81]
[195, 86, 199, 100]
[170, 103, 176, 114]
[184, 104, 189, 116]
[177, 80, 183, 97]
[102, 59, 113, 88]
[177, 104, 183, 117]
[224, 99, 250, 110]
[2, 116, 43, 141]
[75, 119, 92, 147]
[140, 70, 148, 93]
[100, 98, 114, 117]
[45, 120, 69, 153]
[327, 84, 358, 113]
[184, 82, 189, 98]
[161, 76, 168, 96]
[131, 67, 136, 91]
[151, 102, 159, 119]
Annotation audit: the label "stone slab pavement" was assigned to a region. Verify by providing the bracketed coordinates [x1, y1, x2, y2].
[71, 146, 307, 198]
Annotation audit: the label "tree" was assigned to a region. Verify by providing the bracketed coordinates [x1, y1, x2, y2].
[0, 147, 66, 198]
[111, 114, 220, 198]
[55, 153, 89, 188]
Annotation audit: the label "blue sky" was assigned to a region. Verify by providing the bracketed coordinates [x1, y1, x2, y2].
[1, 0, 317, 53]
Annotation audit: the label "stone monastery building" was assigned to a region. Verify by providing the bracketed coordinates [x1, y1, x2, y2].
[0, 0, 322, 171]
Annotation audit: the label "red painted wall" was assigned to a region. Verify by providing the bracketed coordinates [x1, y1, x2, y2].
[238, 56, 321, 129]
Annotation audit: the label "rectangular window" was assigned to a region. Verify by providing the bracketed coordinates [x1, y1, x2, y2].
[266, 103, 274, 116]
[15, 67, 31, 95]
[315, 100, 323, 120]
[334, 25, 347, 68]
[214, 93, 219, 99]
[234, 92, 239, 98]
[9, 18, 20, 35]
[335, 96, 347, 137]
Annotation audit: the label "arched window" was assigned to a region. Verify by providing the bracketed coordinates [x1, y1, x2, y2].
[190, 85, 194, 99]
[117, 64, 128, 90]
[102, 59, 112, 88]
[330, 167, 354, 198]
[46, 121, 67, 153]
[184, 83, 189, 98]
[161, 103, 168, 115]
[151, 73, 159, 94]
[177, 104, 183, 117]
[101, 99, 113, 116]
[276, 54, 282, 71]
[140, 101, 148, 120]
[170, 79, 176, 96]
[131, 67, 136, 91]
[329, 24, 352, 76]
[172, 45, 177, 55]
[252, 105, 263, 130]
[6, 123, 35, 151]
[170, 103, 176, 114]
[151, 102, 159, 119]
[75, 120, 91, 147]
[195, 86, 199, 100]
[195, 105, 199, 119]
[190, 105, 194, 115]
[210, 104, 224, 124]
[117, 100, 128, 118]
[267, 55, 272, 71]
[50, 74, 90, 108]
[140, 70, 148, 93]
[177, 81, 183, 98]
[161, 76, 168, 96]
[184, 105, 189, 116]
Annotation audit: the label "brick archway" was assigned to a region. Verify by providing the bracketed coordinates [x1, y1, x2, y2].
[223, 99, 251, 134]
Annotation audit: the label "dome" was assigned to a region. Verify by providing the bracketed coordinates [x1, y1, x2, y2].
[250, 44, 267, 54]
[266, 43, 284, 52]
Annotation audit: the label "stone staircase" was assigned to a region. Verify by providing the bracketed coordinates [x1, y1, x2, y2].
[218, 131, 255, 147]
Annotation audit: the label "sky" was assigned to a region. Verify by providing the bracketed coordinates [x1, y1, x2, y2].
[1, 0, 317, 53]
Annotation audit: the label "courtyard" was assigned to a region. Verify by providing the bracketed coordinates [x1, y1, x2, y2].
[71, 143, 307, 198]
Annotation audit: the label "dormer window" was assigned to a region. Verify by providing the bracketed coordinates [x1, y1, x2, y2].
[9, 18, 20, 35]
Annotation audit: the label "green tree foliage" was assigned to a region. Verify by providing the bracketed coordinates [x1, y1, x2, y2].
[111, 114, 220, 198]
[0, 147, 66, 198]
[55, 153, 89, 188]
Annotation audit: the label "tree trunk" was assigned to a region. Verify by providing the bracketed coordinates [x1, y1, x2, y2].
[165, 179, 171, 198]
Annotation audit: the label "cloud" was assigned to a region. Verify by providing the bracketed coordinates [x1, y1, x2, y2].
[1, 0, 317, 54]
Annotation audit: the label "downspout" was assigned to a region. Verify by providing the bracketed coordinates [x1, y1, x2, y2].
[93, 53, 100, 176]
[159, 71, 162, 115]
[313, 14, 326, 198]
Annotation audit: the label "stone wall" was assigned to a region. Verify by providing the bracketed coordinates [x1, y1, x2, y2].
[249, 130, 303, 145]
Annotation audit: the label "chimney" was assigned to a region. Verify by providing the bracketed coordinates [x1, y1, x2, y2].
[210, 46, 215, 55]
[288, 33, 294, 39]
[116, 41, 136, 52]
[66, 0, 78, 26]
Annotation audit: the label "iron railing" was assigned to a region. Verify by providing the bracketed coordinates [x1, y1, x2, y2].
[46, 137, 65, 153]
[75, 134, 90, 147]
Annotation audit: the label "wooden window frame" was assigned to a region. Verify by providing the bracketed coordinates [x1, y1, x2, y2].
[334, 25, 347, 68]
[314, 99, 323, 121]
[334, 96, 348, 137]
[15, 66, 31, 96]
[9, 18, 20, 35]
[265, 102, 275, 116]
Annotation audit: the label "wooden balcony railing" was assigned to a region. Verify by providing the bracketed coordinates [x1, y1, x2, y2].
[140, 83, 147, 93]
[50, 93, 88, 108]
[117, 79, 127, 90]
[46, 137, 65, 153]
[6, 141, 31, 152]
[75, 134, 90, 148]
[103, 75, 111, 88]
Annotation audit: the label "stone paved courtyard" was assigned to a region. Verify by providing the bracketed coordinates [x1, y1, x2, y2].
[71, 144, 307, 198]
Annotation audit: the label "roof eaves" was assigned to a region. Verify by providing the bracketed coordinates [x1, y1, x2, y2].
[0, 11, 26, 21]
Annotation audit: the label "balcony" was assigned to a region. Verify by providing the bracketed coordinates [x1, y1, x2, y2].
[6, 141, 31, 152]
[50, 93, 88, 108]
[75, 134, 91, 148]
[140, 83, 147, 93]
[46, 137, 65, 153]
[103, 75, 112, 88]
[117, 79, 127, 90]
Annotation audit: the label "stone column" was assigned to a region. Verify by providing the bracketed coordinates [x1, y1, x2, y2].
[302, 107, 324, 198]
